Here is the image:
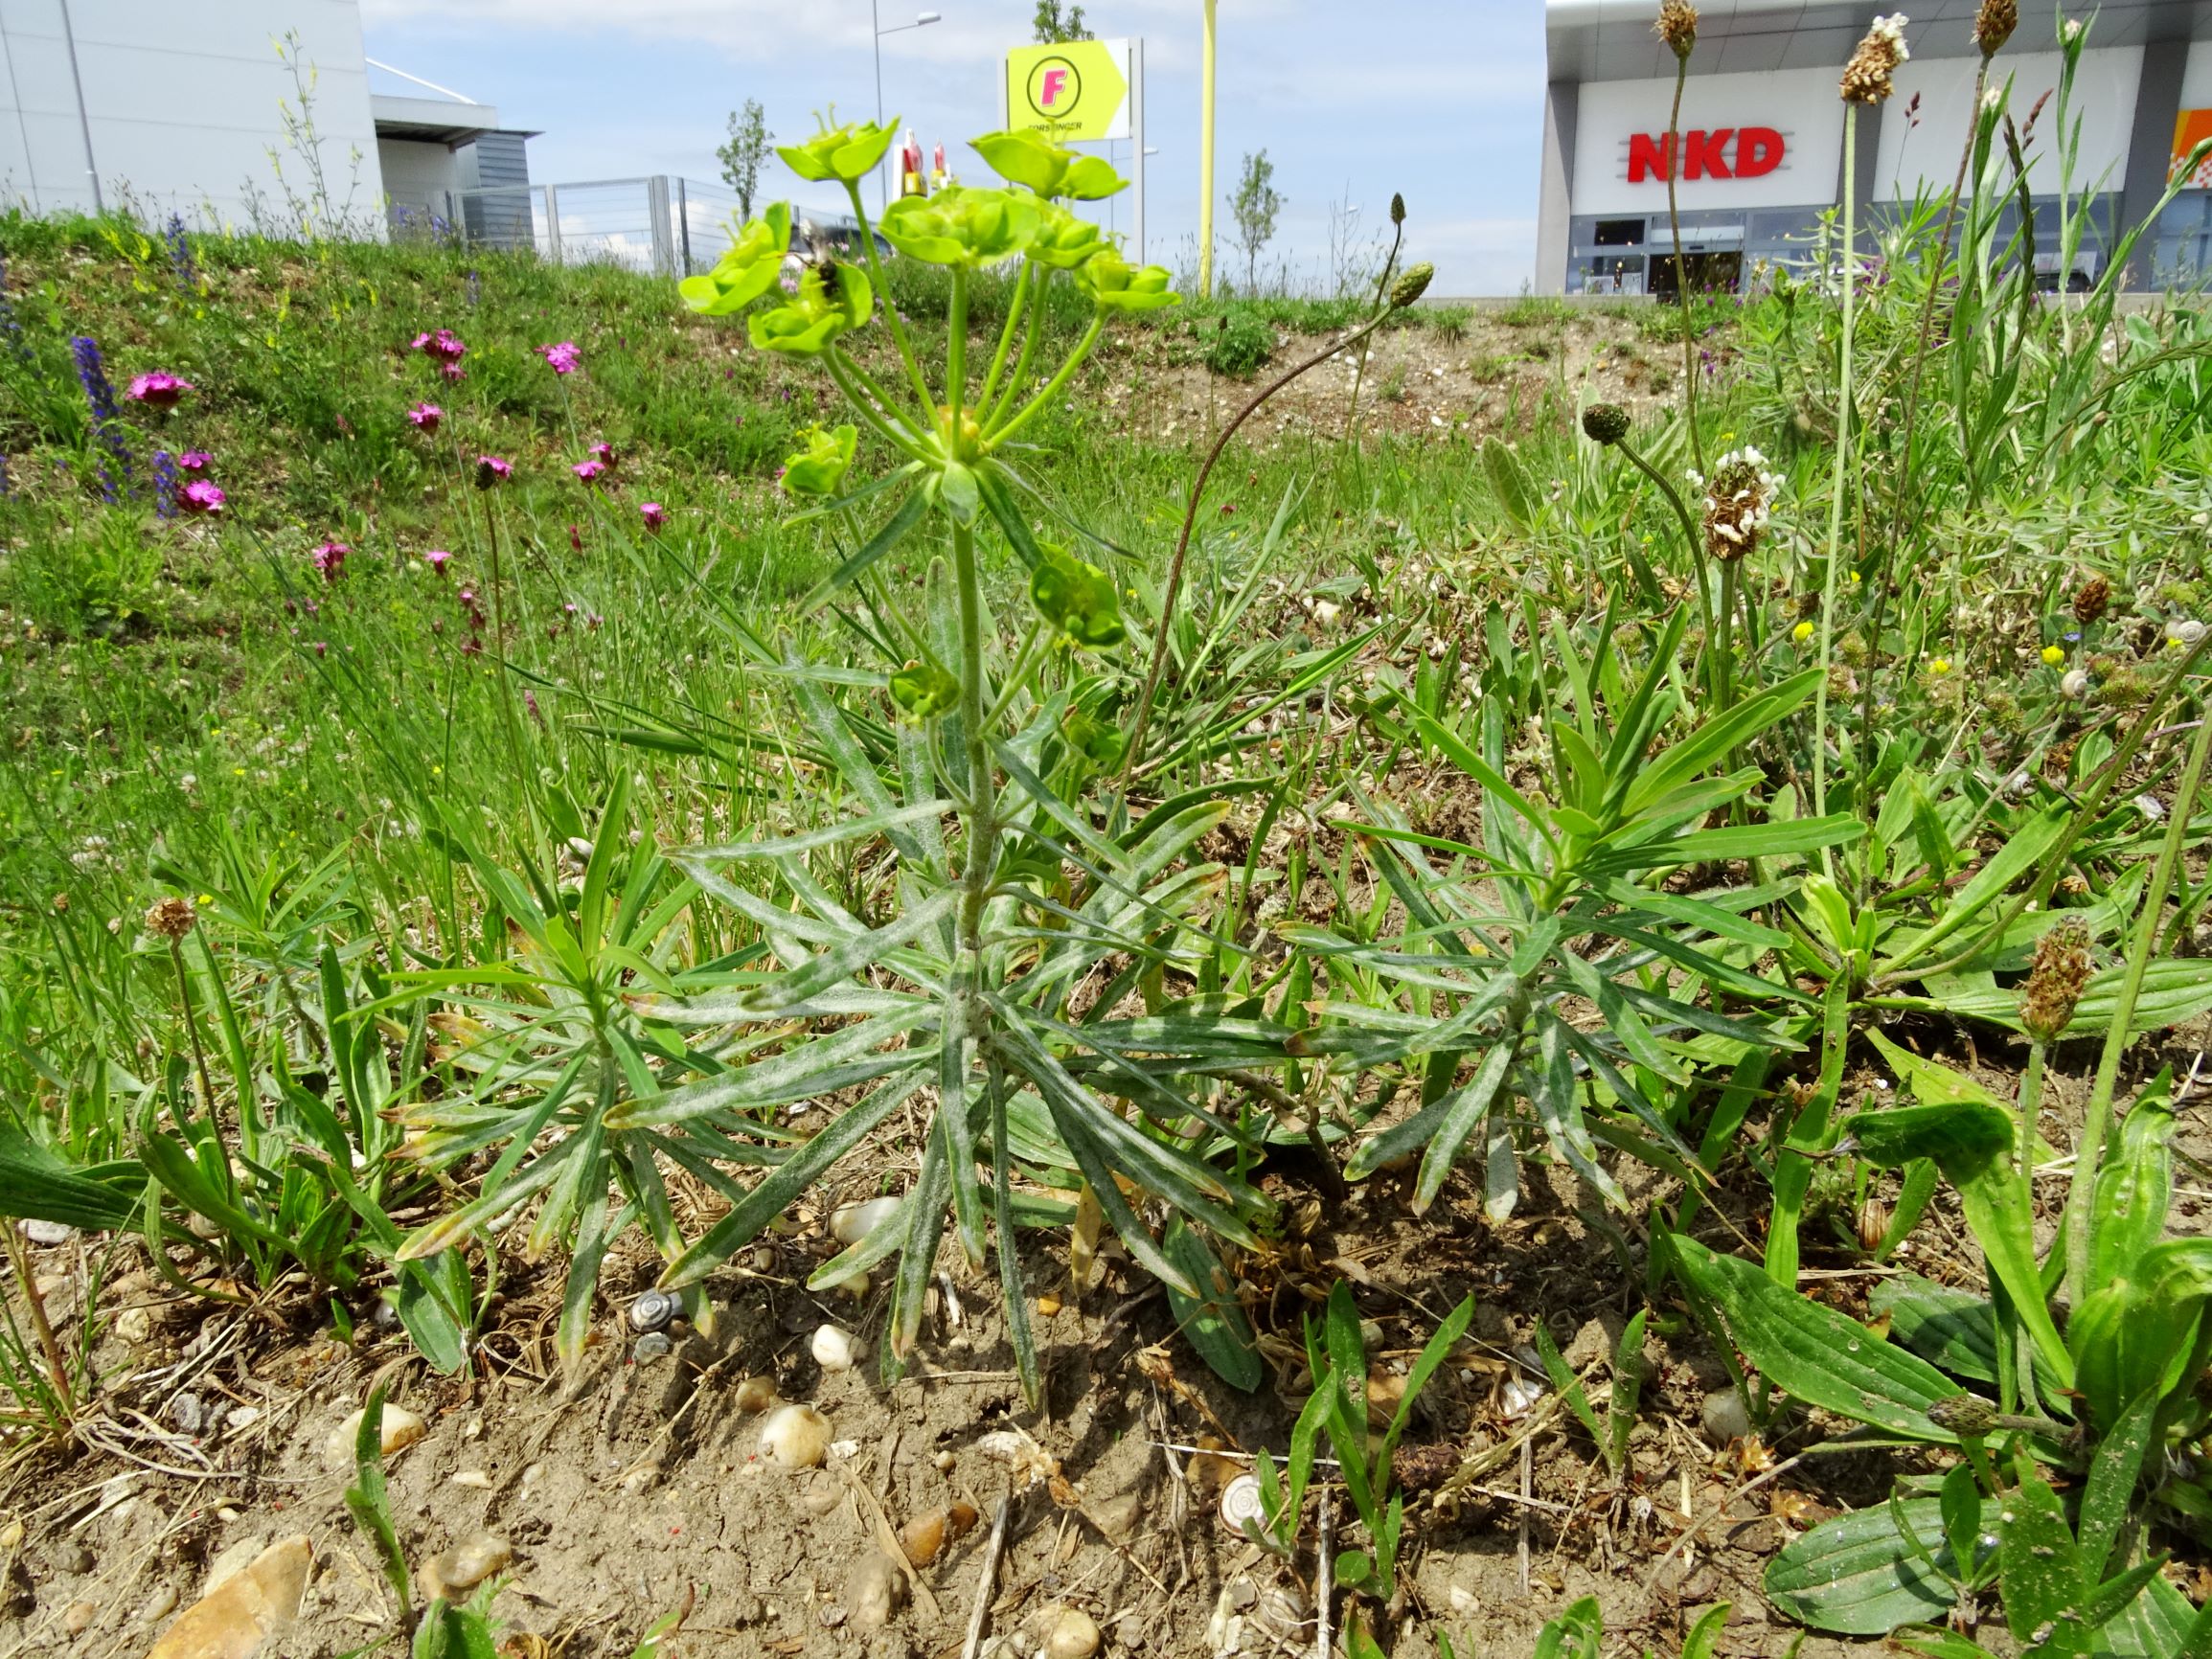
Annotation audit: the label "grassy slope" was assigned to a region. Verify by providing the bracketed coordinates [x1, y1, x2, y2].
[0, 216, 1555, 1053]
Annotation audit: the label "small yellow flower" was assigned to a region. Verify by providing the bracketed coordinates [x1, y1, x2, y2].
[1792, 620, 1815, 643]
[1929, 657, 1952, 675]
[2041, 644, 2064, 666]
[196, 893, 215, 906]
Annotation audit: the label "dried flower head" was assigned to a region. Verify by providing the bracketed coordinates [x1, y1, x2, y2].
[1688, 446, 1779, 562]
[1841, 13, 1910, 104]
[474, 455, 513, 489]
[2019, 918, 2092, 1043]
[145, 896, 197, 940]
[2072, 574, 2110, 625]
[1973, 0, 2016, 54]
[1655, 0, 1699, 59]
[1582, 403, 1631, 446]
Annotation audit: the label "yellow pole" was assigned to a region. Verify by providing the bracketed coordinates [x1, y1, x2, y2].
[1198, 0, 1217, 297]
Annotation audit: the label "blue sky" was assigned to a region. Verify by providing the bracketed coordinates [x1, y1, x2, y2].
[359, 1, 1547, 295]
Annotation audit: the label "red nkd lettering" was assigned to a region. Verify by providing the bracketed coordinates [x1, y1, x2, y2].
[1628, 131, 1674, 183]
[1625, 127, 1786, 182]
[1682, 127, 1735, 178]
[1735, 126, 1784, 177]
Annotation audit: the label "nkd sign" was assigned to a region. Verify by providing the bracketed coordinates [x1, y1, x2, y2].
[1627, 127, 1786, 182]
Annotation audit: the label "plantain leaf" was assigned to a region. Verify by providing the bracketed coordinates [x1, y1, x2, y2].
[1162, 1216, 1263, 1391]
[1765, 1497, 1960, 1634]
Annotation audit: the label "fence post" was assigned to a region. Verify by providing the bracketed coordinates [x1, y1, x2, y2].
[676, 178, 693, 276]
[647, 175, 674, 277]
[545, 184, 563, 263]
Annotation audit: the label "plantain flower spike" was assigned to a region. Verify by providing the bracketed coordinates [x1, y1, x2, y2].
[2018, 919, 2091, 1044]
[1926, 1393, 1997, 1438]
[1389, 192, 1406, 226]
[1973, 0, 2015, 55]
[1841, 14, 1910, 105]
[1655, 0, 1699, 59]
[1389, 261, 1434, 309]
[1582, 403, 1630, 446]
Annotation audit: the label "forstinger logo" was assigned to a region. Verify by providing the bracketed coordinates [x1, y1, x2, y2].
[1627, 127, 1786, 182]
[1027, 56, 1083, 119]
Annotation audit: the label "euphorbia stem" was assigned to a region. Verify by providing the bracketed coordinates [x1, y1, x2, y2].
[987, 318, 1103, 447]
[977, 261, 1033, 415]
[1813, 103, 1860, 856]
[951, 517, 997, 957]
[947, 268, 969, 438]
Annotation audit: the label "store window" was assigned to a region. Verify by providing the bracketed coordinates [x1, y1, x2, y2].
[1594, 218, 1645, 247]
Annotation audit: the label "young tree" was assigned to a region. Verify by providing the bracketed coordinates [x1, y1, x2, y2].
[1033, 1, 1092, 42]
[718, 100, 772, 221]
[1229, 149, 1284, 293]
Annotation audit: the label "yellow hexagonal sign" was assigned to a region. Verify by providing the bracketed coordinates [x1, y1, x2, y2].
[1004, 38, 1130, 143]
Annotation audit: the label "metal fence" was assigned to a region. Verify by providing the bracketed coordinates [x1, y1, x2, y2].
[395, 175, 859, 278]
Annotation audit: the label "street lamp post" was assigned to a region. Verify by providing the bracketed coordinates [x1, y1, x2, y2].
[873, 6, 942, 211]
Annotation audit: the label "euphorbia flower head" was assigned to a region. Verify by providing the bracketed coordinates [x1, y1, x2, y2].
[474, 455, 512, 489]
[777, 112, 899, 183]
[177, 449, 214, 473]
[126, 371, 194, 410]
[880, 187, 1040, 268]
[538, 341, 582, 375]
[407, 402, 443, 431]
[178, 479, 225, 515]
[1029, 201, 1109, 270]
[969, 129, 1126, 201]
[680, 203, 793, 316]
[312, 539, 350, 580]
[1077, 253, 1180, 313]
[639, 502, 668, 531]
[748, 263, 874, 357]
[425, 548, 452, 574]
[780, 424, 857, 498]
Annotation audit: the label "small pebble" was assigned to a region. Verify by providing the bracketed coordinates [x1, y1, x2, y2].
[811, 1325, 864, 1371]
[1043, 1607, 1102, 1659]
[323, 1402, 426, 1466]
[632, 1332, 673, 1363]
[845, 1553, 908, 1632]
[1701, 1390, 1752, 1443]
[114, 1307, 151, 1343]
[429, 1533, 512, 1595]
[450, 1470, 493, 1489]
[170, 1393, 204, 1435]
[832, 1196, 902, 1246]
[55, 1543, 94, 1575]
[138, 1584, 180, 1624]
[734, 1375, 778, 1413]
[61, 1600, 97, 1636]
[224, 1406, 261, 1432]
[23, 1220, 75, 1246]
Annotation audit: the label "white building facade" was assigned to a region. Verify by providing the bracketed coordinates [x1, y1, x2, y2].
[1539, 0, 2212, 296]
[0, 0, 530, 237]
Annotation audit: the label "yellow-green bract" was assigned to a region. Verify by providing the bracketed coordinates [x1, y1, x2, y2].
[969, 129, 1127, 201]
[1030, 546, 1126, 648]
[781, 424, 858, 497]
[778, 117, 898, 184]
[748, 265, 873, 357]
[889, 659, 960, 719]
[1030, 202, 1108, 271]
[879, 188, 1040, 269]
[1079, 253, 1179, 313]
[678, 202, 791, 316]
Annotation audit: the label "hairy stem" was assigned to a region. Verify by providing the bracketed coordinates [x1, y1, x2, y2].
[842, 180, 937, 415]
[987, 316, 1104, 448]
[1118, 307, 1399, 790]
[2063, 692, 2212, 1307]
[1665, 56, 1706, 476]
[1813, 104, 1861, 852]
[976, 260, 1034, 417]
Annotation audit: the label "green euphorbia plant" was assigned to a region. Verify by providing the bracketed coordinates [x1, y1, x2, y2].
[632, 117, 1309, 1403]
